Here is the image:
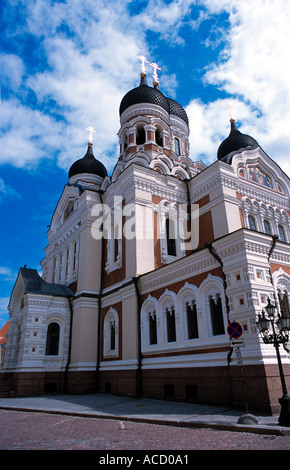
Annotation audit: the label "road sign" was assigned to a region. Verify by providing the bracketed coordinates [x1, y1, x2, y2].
[227, 321, 243, 339]
[230, 338, 245, 348]
[235, 347, 243, 366]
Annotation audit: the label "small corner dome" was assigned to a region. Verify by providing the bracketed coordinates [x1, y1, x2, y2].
[68, 143, 107, 179]
[217, 119, 259, 162]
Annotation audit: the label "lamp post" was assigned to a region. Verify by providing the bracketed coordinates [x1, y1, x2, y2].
[256, 298, 290, 427]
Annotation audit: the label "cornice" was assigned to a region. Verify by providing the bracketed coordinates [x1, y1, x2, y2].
[221, 174, 289, 211]
[105, 164, 188, 204]
[139, 254, 218, 295]
[120, 104, 170, 126]
[188, 165, 289, 211]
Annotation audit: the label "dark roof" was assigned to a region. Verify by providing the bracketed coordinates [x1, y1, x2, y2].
[167, 97, 189, 126]
[217, 119, 258, 162]
[119, 75, 189, 125]
[21, 268, 74, 298]
[69, 143, 107, 179]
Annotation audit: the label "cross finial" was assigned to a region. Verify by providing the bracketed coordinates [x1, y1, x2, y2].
[226, 102, 235, 121]
[137, 55, 149, 75]
[149, 62, 161, 85]
[86, 126, 96, 144]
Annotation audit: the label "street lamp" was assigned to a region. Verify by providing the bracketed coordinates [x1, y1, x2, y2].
[256, 298, 290, 427]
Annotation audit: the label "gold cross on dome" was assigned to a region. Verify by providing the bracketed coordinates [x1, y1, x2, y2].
[86, 126, 96, 143]
[226, 102, 235, 120]
[149, 62, 161, 84]
[137, 55, 149, 74]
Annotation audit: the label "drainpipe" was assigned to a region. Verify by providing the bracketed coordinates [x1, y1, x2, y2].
[268, 234, 278, 261]
[206, 242, 232, 366]
[205, 242, 230, 320]
[267, 235, 279, 306]
[184, 179, 193, 253]
[133, 275, 142, 397]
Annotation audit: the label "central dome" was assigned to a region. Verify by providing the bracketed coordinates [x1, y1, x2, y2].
[119, 75, 189, 125]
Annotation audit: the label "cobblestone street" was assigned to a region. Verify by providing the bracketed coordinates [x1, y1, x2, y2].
[0, 409, 290, 451]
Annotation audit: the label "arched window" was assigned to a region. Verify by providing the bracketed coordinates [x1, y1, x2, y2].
[166, 217, 177, 257]
[64, 200, 74, 221]
[248, 215, 256, 231]
[209, 294, 225, 336]
[136, 125, 146, 145]
[174, 137, 181, 155]
[58, 252, 63, 282]
[186, 301, 199, 339]
[155, 126, 163, 146]
[65, 246, 70, 277]
[45, 322, 60, 356]
[72, 241, 78, 272]
[103, 309, 119, 357]
[149, 312, 157, 345]
[278, 289, 290, 316]
[264, 220, 271, 235]
[114, 225, 120, 263]
[278, 224, 286, 242]
[166, 306, 176, 342]
[122, 133, 128, 152]
[110, 321, 116, 350]
[15, 324, 21, 358]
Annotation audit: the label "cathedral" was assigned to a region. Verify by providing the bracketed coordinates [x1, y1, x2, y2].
[1, 59, 290, 415]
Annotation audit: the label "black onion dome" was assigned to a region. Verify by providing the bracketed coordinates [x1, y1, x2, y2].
[119, 75, 170, 115]
[119, 74, 188, 125]
[217, 119, 258, 161]
[167, 97, 189, 125]
[69, 143, 107, 179]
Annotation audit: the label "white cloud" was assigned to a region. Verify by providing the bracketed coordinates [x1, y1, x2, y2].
[0, 98, 65, 167]
[0, 177, 20, 202]
[0, 53, 25, 90]
[0, 0, 149, 173]
[0, 267, 17, 282]
[133, 0, 196, 44]
[193, 0, 290, 174]
[0, 297, 10, 326]
[186, 97, 256, 163]
[0, 0, 289, 177]
[0, 0, 199, 173]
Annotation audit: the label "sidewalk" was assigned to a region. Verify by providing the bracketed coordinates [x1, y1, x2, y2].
[0, 393, 289, 436]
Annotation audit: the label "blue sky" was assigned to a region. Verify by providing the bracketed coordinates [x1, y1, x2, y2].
[1, 0, 290, 326]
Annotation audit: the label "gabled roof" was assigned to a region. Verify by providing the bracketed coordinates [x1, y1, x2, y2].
[20, 268, 74, 297]
[0, 321, 9, 345]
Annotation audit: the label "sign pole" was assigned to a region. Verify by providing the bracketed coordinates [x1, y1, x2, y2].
[227, 322, 249, 414]
[236, 347, 249, 414]
[227, 321, 258, 424]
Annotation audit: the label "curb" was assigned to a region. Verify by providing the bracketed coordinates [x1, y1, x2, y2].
[1, 405, 289, 436]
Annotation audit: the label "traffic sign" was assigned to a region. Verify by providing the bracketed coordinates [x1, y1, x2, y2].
[230, 338, 245, 348]
[235, 347, 243, 366]
[227, 321, 243, 339]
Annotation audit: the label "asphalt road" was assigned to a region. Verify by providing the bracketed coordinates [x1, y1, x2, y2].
[0, 409, 290, 452]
